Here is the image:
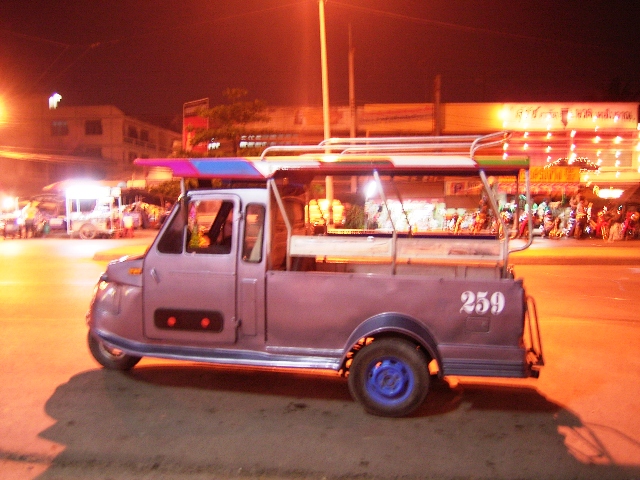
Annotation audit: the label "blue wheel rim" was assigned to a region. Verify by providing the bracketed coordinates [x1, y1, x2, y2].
[365, 357, 415, 406]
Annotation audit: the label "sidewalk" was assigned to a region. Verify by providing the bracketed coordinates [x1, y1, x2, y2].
[510, 237, 640, 265]
[93, 230, 640, 265]
[92, 229, 157, 261]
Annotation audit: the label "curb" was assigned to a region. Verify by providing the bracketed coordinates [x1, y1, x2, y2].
[93, 246, 640, 265]
[93, 245, 149, 262]
[510, 255, 640, 265]
[91, 229, 640, 264]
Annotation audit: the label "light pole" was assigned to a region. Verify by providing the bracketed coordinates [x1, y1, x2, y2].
[318, 0, 334, 225]
[318, 0, 331, 141]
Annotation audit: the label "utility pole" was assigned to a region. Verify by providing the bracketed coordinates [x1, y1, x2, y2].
[349, 24, 356, 138]
[319, 0, 331, 141]
[348, 24, 357, 194]
[318, 0, 333, 225]
[434, 74, 442, 136]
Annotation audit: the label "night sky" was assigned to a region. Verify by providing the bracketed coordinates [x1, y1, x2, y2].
[1, 0, 638, 124]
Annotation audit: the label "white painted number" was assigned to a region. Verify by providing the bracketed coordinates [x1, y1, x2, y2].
[460, 291, 506, 315]
[490, 291, 506, 314]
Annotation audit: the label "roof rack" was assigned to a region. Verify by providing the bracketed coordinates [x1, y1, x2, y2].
[133, 131, 525, 180]
[259, 131, 511, 160]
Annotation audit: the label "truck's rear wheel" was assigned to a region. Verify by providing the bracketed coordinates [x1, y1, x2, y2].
[79, 223, 97, 239]
[88, 332, 141, 370]
[348, 338, 429, 417]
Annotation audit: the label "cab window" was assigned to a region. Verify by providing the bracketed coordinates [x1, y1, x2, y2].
[242, 204, 265, 263]
[157, 201, 185, 254]
[156, 198, 235, 255]
[186, 199, 234, 254]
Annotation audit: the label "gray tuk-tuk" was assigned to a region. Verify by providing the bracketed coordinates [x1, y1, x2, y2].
[87, 133, 543, 417]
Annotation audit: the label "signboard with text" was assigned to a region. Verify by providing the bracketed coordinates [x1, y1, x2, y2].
[183, 98, 209, 153]
[361, 104, 434, 133]
[501, 103, 638, 131]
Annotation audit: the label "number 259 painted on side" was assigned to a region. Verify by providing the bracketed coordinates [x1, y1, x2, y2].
[460, 291, 506, 315]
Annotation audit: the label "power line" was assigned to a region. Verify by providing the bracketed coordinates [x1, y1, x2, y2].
[329, 1, 610, 51]
[0, 29, 72, 48]
[2, 1, 310, 94]
[62, 1, 310, 50]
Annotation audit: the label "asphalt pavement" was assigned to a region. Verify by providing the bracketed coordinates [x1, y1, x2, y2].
[92, 229, 640, 265]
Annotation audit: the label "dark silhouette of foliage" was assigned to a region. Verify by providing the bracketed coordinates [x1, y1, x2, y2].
[190, 88, 270, 155]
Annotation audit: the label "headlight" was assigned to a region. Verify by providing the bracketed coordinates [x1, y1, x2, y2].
[95, 281, 121, 316]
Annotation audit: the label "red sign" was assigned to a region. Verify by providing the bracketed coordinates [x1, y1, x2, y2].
[183, 98, 209, 153]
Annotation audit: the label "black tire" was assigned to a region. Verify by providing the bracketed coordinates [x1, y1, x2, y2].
[348, 338, 430, 417]
[88, 332, 141, 370]
[79, 223, 97, 240]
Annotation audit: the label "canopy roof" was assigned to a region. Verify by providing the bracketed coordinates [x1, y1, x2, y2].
[134, 154, 529, 180]
[134, 133, 529, 179]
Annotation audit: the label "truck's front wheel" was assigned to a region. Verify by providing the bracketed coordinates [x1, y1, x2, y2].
[348, 338, 429, 417]
[88, 332, 141, 370]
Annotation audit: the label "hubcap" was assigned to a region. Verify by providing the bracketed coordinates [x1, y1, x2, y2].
[365, 358, 414, 405]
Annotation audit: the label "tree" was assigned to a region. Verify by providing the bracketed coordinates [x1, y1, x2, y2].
[191, 88, 270, 155]
[148, 180, 182, 204]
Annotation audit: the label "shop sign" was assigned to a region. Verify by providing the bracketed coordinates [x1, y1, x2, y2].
[289, 106, 350, 130]
[361, 104, 434, 133]
[496, 167, 580, 184]
[445, 167, 579, 197]
[183, 98, 209, 153]
[495, 182, 579, 197]
[527, 166, 580, 183]
[495, 167, 580, 196]
[501, 103, 638, 131]
[445, 180, 483, 196]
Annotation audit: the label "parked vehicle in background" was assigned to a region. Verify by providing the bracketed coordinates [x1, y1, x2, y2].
[28, 194, 67, 236]
[3, 187, 168, 239]
[87, 132, 544, 417]
[120, 188, 167, 229]
[0, 213, 21, 238]
[121, 201, 167, 230]
[1, 195, 22, 238]
[65, 183, 123, 239]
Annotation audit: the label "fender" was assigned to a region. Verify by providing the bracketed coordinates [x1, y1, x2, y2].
[103, 255, 145, 287]
[342, 312, 442, 372]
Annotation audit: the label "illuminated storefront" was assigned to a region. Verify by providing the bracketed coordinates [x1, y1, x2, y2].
[496, 103, 639, 201]
[235, 101, 640, 202]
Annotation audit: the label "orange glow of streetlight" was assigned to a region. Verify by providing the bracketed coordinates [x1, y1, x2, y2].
[0, 97, 6, 125]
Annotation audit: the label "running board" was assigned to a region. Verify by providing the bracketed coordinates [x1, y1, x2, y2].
[94, 330, 342, 371]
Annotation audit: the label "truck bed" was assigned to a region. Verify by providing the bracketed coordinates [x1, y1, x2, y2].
[288, 234, 505, 279]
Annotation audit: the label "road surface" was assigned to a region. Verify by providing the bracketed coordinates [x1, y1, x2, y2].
[1, 235, 639, 479]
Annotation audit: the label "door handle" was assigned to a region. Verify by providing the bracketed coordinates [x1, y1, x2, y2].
[150, 268, 160, 283]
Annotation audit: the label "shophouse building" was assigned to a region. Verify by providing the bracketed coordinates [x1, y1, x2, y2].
[0, 95, 181, 196]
